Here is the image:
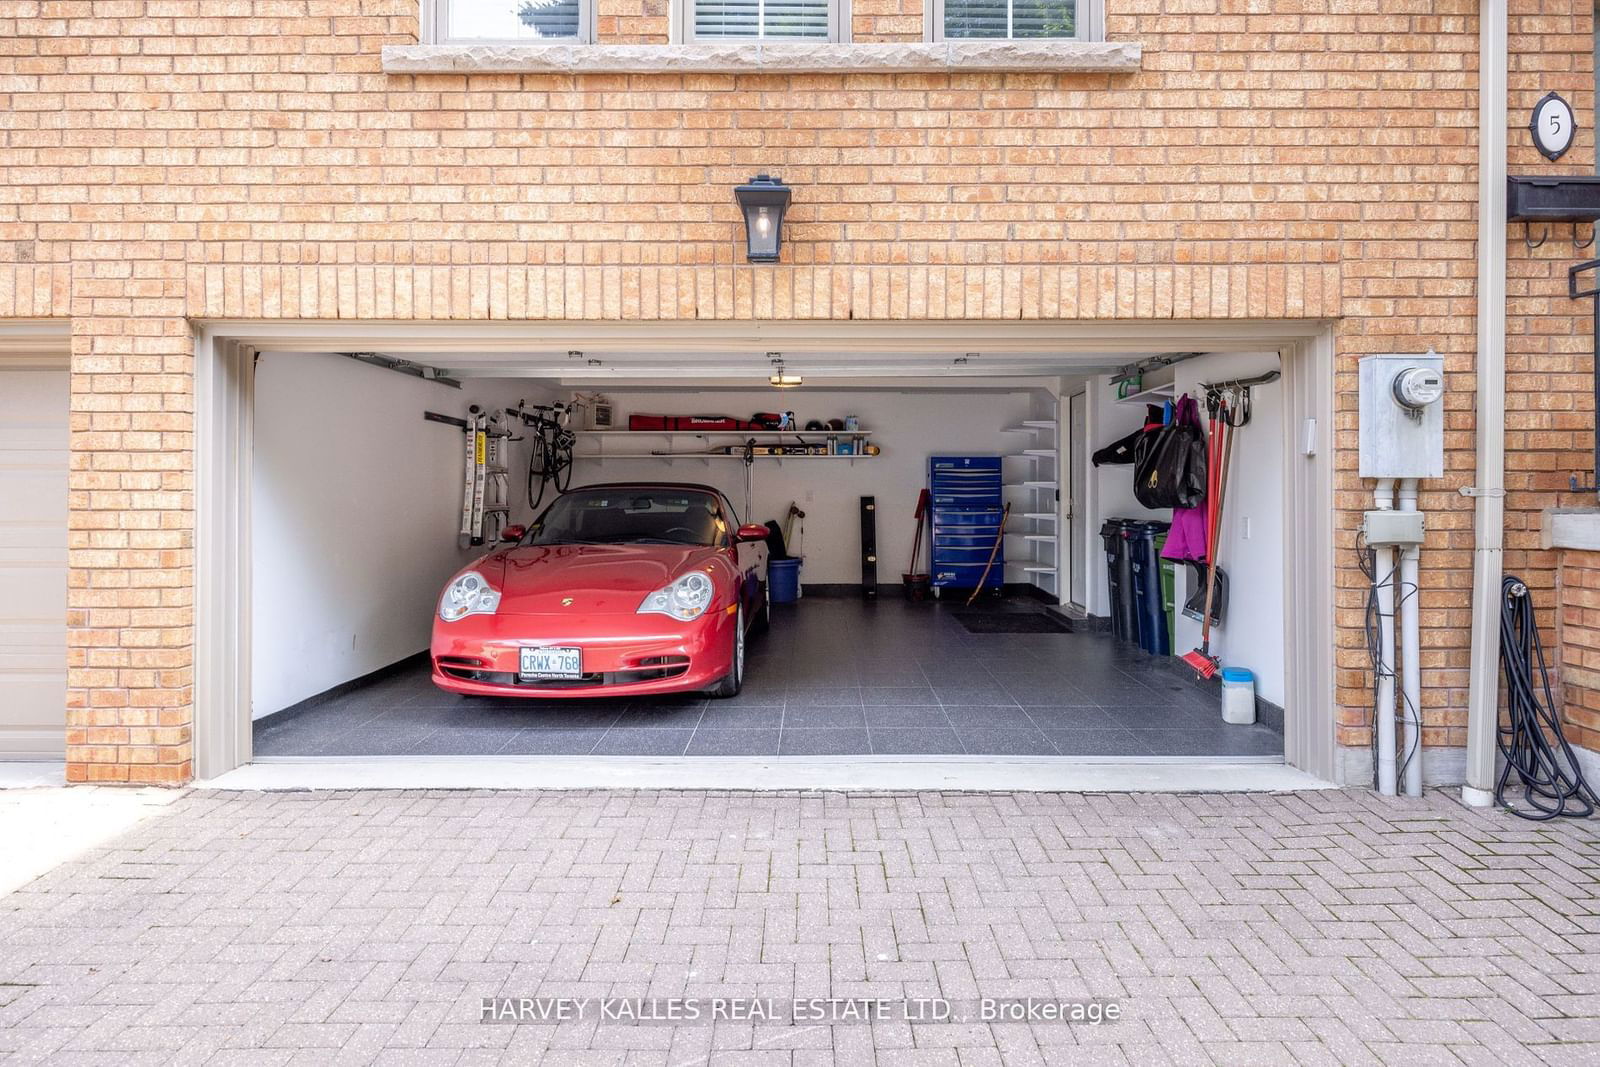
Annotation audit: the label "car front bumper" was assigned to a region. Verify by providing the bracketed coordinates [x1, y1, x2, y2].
[430, 605, 737, 698]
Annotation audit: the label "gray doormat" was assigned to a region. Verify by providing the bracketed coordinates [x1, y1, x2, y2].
[953, 611, 1072, 634]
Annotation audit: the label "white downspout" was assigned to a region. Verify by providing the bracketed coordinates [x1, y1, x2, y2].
[1374, 479, 1398, 796]
[1463, 0, 1508, 808]
[1397, 479, 1423, 797]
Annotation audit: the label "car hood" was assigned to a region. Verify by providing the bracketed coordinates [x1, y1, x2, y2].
[492, 543, 717, 614]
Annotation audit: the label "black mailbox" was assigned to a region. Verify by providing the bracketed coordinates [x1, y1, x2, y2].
[1507, 176, 1600, 223]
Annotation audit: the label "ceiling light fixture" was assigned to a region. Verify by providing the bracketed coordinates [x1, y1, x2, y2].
[769, 360, 802, 388]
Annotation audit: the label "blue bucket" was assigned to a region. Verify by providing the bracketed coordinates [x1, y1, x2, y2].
[769, 558, 802, 603]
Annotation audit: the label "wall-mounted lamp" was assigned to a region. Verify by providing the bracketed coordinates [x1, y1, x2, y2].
[735, 174, 792, 263]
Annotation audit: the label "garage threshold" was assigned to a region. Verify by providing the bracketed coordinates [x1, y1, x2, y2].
[206, 755, 1332, 793]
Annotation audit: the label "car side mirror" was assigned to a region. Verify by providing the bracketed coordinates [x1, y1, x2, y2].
[500, 525, 526, 543]
[735, 523, 769, 543]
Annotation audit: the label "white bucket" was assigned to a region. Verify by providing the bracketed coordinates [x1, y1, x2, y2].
[1221, 667, 1256, 725]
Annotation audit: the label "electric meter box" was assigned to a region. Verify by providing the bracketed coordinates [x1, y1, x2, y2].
[1358, 353, 1445, 479]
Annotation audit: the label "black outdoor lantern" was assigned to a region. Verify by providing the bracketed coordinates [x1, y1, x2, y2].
[735, 174, 791, 263]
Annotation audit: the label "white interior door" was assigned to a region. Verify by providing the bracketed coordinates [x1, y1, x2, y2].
[0, 367, 68, 758]
[1068, 390, 1088, 609]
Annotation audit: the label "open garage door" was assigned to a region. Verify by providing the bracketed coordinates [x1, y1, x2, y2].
[0, 364, 68, 759]
[194, 321, 1336, 784]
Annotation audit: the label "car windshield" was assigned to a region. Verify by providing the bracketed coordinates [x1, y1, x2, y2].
[525, 489, 726, 547]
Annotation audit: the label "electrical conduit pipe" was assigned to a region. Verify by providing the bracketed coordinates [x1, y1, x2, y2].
[1374, 479, 1398, 797]
[1398, 479, 1424, 797]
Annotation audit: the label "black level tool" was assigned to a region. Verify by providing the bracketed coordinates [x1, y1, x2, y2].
[860, 496, 878, 598]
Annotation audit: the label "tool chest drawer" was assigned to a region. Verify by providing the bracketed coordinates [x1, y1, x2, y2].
[928, 455, 1004, 591]
[931, 562, 1005, 588]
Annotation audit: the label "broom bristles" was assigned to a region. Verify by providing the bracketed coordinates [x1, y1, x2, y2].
[1180, 648, 1219, 679]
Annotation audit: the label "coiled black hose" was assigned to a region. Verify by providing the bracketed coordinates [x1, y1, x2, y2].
[1496, 575, 1599, 819]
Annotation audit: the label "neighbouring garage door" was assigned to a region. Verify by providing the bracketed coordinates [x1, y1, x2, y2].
[0, 366, 68, 758]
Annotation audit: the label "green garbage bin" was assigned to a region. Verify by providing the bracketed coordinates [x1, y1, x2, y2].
[1155, 532, 1176, 655]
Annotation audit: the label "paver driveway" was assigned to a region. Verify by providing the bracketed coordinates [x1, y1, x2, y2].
[1, 787, 1597, 1065]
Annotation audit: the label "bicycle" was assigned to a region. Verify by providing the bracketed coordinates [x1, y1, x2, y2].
[521, 401, 576, 510]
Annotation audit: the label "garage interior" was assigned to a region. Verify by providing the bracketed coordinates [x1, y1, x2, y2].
[233, 334, 1299, 766]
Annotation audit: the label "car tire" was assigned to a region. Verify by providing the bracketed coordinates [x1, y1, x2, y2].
[709, 604, 745, 698]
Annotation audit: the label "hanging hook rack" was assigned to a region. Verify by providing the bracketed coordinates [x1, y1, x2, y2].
[1199, 369, 1280, 429]
[1525, 224, 1550, 251]
[1576, 222, 1596, 252]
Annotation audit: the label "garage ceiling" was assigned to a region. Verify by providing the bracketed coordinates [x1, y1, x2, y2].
[228, 319, 1328, 386]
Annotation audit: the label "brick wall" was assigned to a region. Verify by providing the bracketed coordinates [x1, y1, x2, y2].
[0, 0, 1594, 782]
[854, 0, 925, 41]
[1556, 549, 1600, 754]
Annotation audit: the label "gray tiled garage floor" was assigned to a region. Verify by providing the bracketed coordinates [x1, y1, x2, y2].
[2, 788, 1596, 1064]
[254, 598, 1284, 759]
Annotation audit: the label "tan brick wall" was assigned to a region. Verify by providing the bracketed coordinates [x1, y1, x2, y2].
[605, 0, 671, 42]
[1556, 550, 1600, 754]
[0, 0, 1595, 782]
[853, 0, 925, 42]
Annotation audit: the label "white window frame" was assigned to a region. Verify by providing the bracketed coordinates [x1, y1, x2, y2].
[926, 0, 1101, 42]
[423, 0, 597, 45]
[672, 0, 850, 44]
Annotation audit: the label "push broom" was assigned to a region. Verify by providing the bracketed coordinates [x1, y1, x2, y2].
[1180, 393, 1234, 679]
[966, 502, 1011, 607]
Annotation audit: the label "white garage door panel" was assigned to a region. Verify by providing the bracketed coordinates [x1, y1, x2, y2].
[0, 368, 68, 759]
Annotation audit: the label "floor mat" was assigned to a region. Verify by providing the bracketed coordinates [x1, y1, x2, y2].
[953, 611, 1072, 634]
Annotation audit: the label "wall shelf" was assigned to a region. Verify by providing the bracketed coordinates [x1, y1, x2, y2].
[1115, 382, 1176, 406]
[578, 428, 873, 438]
[1002, 420, 1057, 433]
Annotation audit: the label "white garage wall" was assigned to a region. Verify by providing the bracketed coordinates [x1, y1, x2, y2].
[567, 388, 1042, 584]
[1083, 374, 1165, 617]
[1171, 352, 1285, 707]
[251, 352, 548, 718]
[1079, 353, 1286, 707]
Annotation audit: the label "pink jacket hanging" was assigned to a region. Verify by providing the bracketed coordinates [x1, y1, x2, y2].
[1160, 394, 1209, 562]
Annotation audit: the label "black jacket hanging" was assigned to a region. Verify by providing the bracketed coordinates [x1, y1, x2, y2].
[1092, 405, 1165, 466]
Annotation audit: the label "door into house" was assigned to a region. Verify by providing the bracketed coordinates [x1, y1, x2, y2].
[1067, 390, 1087, 610]
[0, 366, 68, 758]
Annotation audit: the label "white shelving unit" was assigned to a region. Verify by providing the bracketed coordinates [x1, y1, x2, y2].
[1002, 412, 1059, 595]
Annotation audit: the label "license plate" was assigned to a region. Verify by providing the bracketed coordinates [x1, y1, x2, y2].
[519, 646, 582, 679]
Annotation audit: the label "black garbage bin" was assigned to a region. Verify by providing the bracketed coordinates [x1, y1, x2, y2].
[1127, 520, 1173, 656]
[1099, 519, 1137, 643]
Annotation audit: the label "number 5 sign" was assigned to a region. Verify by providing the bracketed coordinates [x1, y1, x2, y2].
[1531, 91, 1576, 161]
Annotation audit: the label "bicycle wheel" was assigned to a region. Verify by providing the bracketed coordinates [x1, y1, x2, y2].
[553, 432, 575, 493]
[529, 433, 553, 511]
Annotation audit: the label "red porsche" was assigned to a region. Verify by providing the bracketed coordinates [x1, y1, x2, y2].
[431, 483, 771, 699]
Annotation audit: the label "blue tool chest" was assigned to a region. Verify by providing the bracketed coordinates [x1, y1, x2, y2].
[929, 455, 1004, 590]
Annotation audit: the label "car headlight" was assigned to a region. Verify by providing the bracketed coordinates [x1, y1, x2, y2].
[638, 571, 714, 621]
[439, 571, 501, 622]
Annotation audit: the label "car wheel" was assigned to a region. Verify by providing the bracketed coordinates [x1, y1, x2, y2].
[709, 604, 745, 698]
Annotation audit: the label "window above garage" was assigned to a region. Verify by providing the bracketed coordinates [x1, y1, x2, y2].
[933, 0, 1086, 41]
[429, 0, 595, 43]
[685, 0, 839, 42]
[393, 0, 1137, 72]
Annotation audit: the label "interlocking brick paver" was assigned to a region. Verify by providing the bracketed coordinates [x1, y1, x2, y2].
[1, 787, 1597, 1064]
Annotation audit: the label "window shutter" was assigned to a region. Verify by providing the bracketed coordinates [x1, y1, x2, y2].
[695, 0, 830, 38]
